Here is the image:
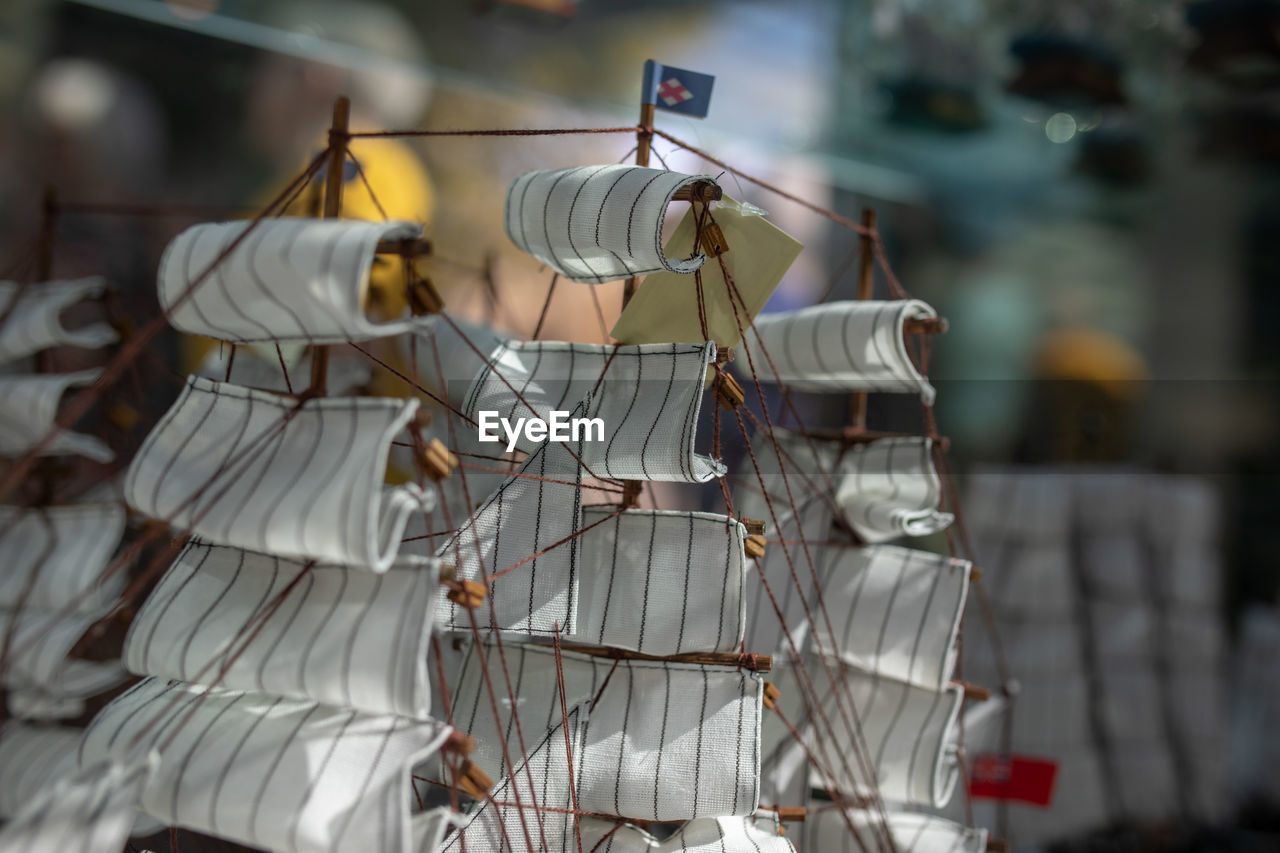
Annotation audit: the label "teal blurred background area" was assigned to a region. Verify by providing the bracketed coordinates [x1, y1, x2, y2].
[2, 1, 1279, 847]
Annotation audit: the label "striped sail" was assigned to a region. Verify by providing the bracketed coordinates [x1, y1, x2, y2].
[504, 166, 718, 284]
[125, 376, 431, 572]
[0, 278, 118, 364]
[1, 608, 126, 712]
[123, 541, 444, 718]
[0, 371, 114, 463]
[0, 722, 82, 818]
[158, 218, 426, 344]
[79, 677, 454, 853]
[806, 806, 987, 853]
[736, 429, 951, 543]
[577, 813, 797, 853]
[464, 340, 725, 482]
[450, 641, 763, 821]
[0, 503, 125, 612]
[0, 753, 155, 853]
[741, 300, 937, 402]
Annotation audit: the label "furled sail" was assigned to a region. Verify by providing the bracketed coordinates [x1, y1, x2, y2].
[79, 676, 454, 853]
[0, 278, 118, 364]
[747, 543, 971, 691]
[505, 165, 718, 283]
[0, 371, 114, 463]
[123, 541, 444, 718]
[806, 806, 987, 853]
[740, 300, 938, 403]
[463, 340, 725, 482]
[125, 376, 431, 572]
[0, 503, 125, 612]
[0, 753, 156, 853]
[736, 429, 951, 543]
[451, 641, 763, 821]
[158, 218, 427, 344]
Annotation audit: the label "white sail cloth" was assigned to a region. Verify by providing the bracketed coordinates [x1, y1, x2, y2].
[806, 807, 986, 853]
[464, 340, 724, 482]
[80, 676, 453, 853]
[0, 278, 118, 364]
[451, 641, 762, 821]
[735, 429, 951, 543]
[747, 544, 970, 691]
[158, 218, 427, 344]
[0, 503, 125, 611]
[741, 300, 938, 403]
[0, 608, 127, 712]
[578, 813, 797, 853]
[430, 435, 747, 650]
[0, 371, 114, 462]
[761, 659, 962, 808]
[504, 166, 717, 284]
[124, 541, 443, 718]
[0, 722, 82, 818]
[126, 376, 431, 572]
[0, 754, 155, 853]
[197, 344, 373, 396]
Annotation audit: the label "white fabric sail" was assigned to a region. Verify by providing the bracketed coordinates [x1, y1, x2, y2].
[0, 371, 114, 462]
[158, 218, 427, 344]
[197, 344, 373, 396]
[574, 506, 747, 655]
[464, 340, 724, 482]
[749, 544, 970, 691]
[0, 503, 125, 612]
[125, 376, 431, 572]
[761, 659, 962, 808]
[736, 429, 951, 543]
[124, 541, 442, 718]
[80, 677, 453, 853]
[578, 812, 797, 852]
[0, 722, 81, 818]
[806, 807, 986, 853]
[0, 278, 118, 364]
[1, 608, 126, 712]
[504, 166, 717, 284]
[741, 300, 937, 403]
[451, 641, 762, 821]
[0, 753, 156, 853]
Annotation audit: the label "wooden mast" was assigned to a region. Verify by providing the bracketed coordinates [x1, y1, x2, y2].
[848, 207, 876, 432]
[308, 95, 350, 396]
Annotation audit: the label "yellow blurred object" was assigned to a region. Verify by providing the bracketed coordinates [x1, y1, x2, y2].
[180, 137, 436, 375]
[1032, 327, 1148, 400]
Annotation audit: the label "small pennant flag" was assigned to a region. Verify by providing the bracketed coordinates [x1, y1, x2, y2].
[968, 754, 1059, 807]
[642, 59, 715, 118]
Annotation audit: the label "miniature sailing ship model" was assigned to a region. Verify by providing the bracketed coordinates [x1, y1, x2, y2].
[0, 72, 1006, 852]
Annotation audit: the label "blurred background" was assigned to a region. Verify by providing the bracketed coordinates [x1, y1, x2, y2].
[1, 0, 1278, 849]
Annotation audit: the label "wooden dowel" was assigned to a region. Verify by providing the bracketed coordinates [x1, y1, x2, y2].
[622, 100, 656, 309]
[551, 640, 772, 672]
[849, 207, 877, 431]
[904, 316, 948, 335]
[671, 181, 722, 203]
[309, 95, 350, 396]
[375, 237, 432, 257]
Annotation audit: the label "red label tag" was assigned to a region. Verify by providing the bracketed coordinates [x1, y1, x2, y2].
[968, 754, 1058, 807]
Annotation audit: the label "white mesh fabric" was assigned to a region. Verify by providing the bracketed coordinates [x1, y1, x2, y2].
[450, 642, 762, 821]
[0, 722, 82, 818]
[741, 300, 937, 403]
[573, 507, 746, 655]
[464, 340, 724, 482]
[0, 754, 155, 853]
[0, 279, 118, 364]
[79, 677, 452, 853]
[0, 371, 114, 463]
[0, 503, 125, 612]
[504, 166, 717, 284]
[157, 218, 426, 344]
[124, 541, 441, 718]
[125, 376, 431, 571]
[806, 807, 986, 853]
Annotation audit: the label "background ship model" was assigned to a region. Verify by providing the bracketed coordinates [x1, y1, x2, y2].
[0, 62, 1011, 853]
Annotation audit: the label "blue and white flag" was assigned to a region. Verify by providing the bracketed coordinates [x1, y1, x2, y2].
[642, 59, 715, 119]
